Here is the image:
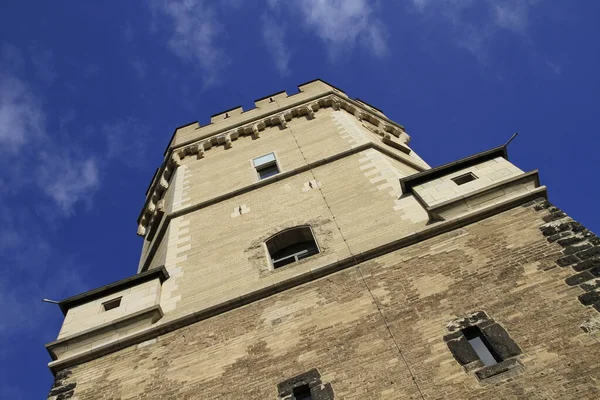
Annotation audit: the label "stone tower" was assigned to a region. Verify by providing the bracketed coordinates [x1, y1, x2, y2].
[46, 80, 600, 399]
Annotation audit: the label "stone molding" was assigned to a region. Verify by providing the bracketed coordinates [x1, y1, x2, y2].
[400, 146, 508, 194]
[137, 93, 412, 237]
[47, 189, 544, 375]
[46, 305, 164, 362]
[418, 170, 544, 223]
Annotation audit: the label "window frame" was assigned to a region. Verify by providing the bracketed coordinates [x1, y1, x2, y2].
[252, 151, 281, 181]
[264, 225, 320, 271]
[444, 311, 523, 381]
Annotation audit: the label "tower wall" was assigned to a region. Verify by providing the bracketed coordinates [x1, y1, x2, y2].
[48, 202, 600, 399]
[46, 80, 600, 399]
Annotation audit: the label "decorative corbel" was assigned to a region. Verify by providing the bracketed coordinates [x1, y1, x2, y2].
[224, 133, 232, 149]
[278, 114, 287, 128]
[188, 143, 199, 155]
[304, 106, 315, 119]
[171, 152, 182, 167]
[399, 130, 410, 145]
[177, 148, 188, 159]
[383, 124, 400, 138]
[147, 201, 156, 214]
[331, 99, 341, 110]
[159, 175, 169, 190]
[252, 124, 260, 138]
[137, 216, 147, 237]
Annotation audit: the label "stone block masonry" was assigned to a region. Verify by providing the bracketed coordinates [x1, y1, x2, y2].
[48, 200, 600, 399]
[45, 80, 599, 399]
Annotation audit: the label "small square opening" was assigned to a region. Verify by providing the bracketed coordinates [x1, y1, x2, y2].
[253, 153, 280, 180]
[292, 384, 312, 400]
[452, 172, 477, 186]
[102, 297, 122, 312]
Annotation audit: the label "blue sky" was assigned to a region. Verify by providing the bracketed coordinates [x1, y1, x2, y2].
[0, 1, 598, 398]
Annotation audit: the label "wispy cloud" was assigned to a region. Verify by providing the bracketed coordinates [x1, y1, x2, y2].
[152, 0, 227, 86]
[0, 70, 45, 154]
[261, 13, 291, 75]
[0, 63, 99, 213]
[37, 153, 100, 215]
[410, 0, 544, 61]
[131, 60, 147, 79]
[0, 45, 112, 345]
[296, 0, 388, 58]
[103, 117, 151, 169]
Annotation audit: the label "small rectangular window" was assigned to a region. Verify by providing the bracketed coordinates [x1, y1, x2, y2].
[102, 297, 122, 312]
[463, 326, 501, 366]
[452, 172, 477, 185]
[253, 152, 280, 179]
[292, 384, 312, 400]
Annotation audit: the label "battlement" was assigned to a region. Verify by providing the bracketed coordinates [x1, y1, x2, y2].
[163, 79, 388, 151]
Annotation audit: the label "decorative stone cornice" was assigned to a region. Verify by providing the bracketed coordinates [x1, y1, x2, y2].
[137, 94, 410, 237]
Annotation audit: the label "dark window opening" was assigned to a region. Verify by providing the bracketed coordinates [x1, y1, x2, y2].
[452, 172, 477, 185]
[253, 153, 280, 180]
[463, 326, 502, 366]
[293, 384, 312, 400]
[102, 297, 122, 312]
[266, 226, 319, 269]
[257, 163, 280, 179]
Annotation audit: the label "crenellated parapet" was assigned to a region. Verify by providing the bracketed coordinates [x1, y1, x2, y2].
[137, 86, 411, 238]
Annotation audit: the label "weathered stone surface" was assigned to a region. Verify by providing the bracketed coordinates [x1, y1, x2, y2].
[581, 279, 600, 292]
[565, 271, 594, 286]
[446, 335, 480, 365]
[48, 383, 76, 396]
[556, 255, 579, 267]
[48, 202, 600, 400]
[475, 359, 523, 381]
[578, 247, 600, 261]
[572, 258, 600, 272]
[482, 323, 522, 360]
[579, 291, 600, 306]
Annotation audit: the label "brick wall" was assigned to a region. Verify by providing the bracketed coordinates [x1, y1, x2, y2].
[49, 201, 600, 399]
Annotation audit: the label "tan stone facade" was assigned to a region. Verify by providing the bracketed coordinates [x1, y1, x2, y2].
[47, 80, 600, 399]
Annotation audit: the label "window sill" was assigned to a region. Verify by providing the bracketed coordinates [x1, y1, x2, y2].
[475, 358, 524, 383]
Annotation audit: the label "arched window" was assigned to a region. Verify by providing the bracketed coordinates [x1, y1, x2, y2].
[266, 226, 319, 269]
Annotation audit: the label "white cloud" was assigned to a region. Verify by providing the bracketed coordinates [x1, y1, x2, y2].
[0, 47, 101, 215]
[546, 61, 561, 75]
[493, 1, 529, 33]
[153, 0, 227, 86]
[410, 0, 544, 60]
[0, 72, 45, 153]
[103, 117, 151, 169]
[296, 0, 388, 58]
[261, 14, 291, 75]
[37, 153, 100, 215]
